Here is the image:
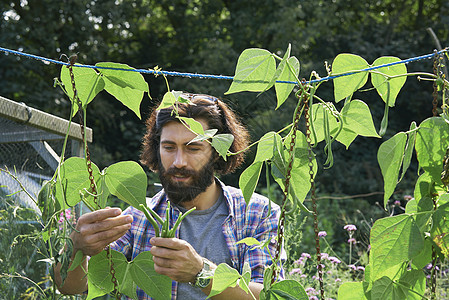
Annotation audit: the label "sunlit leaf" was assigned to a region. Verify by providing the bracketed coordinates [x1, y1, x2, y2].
[239, 162, 263, 205]
[211, 134, 234, 160]
[263, 280, 308, 300]
[415, 117, 449, 182]
[369, 214, 424, 281]
[377, 132, 407, 207]
[60, 64, 105, 116]
[208, 264, 240, 298]
[275, 56, 300, 109]
[371, 56, 407, 107]
[337, 282, 368, 300]
[331, 53, 369, 102]
[104, 161, 147, 208]
[96, 62, 149, 119]
[178, 117, 205, 135]
[129, 252, 171, 300]
[56, 157, 101, 207]
[225, 48, 276, 94]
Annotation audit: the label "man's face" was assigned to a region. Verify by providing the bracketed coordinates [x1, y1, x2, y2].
[157, 120, 215, 205]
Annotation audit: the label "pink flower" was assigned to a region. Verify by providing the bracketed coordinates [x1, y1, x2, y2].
[347, 238, 357, 244]
[357, 266, 365, 271]
[344, 224, 357, 232]
[394, 200, 401, 206]
[328, 256, 341, 264]
[320, 252, 329, 260]
[318, 231, 327, 237]
[335, 278, 341, 282]
[404, 195, 413, 201]
[289, 268, 302, 275]
[301, 252, 311, 259]
[348, 264, 357, 271]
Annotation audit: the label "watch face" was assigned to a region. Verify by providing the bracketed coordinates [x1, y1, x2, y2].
[196, 276, 211, 288]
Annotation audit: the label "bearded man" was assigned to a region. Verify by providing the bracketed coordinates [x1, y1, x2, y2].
[56, 93, 282, 299]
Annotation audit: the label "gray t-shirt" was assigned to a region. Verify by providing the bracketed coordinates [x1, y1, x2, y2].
[174, 192, 232, 299]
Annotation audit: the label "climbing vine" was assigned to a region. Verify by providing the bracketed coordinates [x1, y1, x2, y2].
[3, 44, 449, 300]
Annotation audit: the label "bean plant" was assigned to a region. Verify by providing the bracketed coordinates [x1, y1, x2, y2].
[2, 44, 449, 300]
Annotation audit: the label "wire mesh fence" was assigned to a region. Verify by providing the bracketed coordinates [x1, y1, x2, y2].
[0, 96, 91, 298]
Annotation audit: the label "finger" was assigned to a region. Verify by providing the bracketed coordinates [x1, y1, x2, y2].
[78, 223, 132, 256]
[79, 214, 133, 236]
[79, 208, 123, 224]
[150, 237, 187, 250]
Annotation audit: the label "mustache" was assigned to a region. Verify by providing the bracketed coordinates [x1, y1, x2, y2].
[164, 167, 196, 177]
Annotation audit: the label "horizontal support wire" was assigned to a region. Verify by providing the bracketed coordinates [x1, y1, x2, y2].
[1, 46, 448, 86]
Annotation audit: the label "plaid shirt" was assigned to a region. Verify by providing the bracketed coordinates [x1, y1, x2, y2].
[111, 179, 282, 299]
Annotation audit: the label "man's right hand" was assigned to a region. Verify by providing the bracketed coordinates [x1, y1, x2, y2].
[71, 207, 133, 257]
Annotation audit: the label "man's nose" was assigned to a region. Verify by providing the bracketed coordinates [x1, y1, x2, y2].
[172, 149, 187, 168]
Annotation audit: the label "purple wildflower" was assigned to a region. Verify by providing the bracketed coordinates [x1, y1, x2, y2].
[348, 264, 357, 271]
[357, 266, 365, 271]
[301, 252, 311, 259]
[320, 252, 329, 260]
[426, 263, 433, 270]
[300, 274, 307, 278]
[309, 296, 319, 300]
[347, 238, 357, 244]
[335, 278, 342, 282]
[305, 287, 316, 295]
[318, 231, 327, 237]
[328, 256, 341, 264]
[394, 200, 401, 206]
[344, 224, 357, 232]
[289, 268, 302, 276]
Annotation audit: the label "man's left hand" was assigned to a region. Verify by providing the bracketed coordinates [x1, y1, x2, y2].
[150, 237, 206, 283]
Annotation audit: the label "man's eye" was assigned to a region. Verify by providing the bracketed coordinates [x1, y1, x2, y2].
[163, 146, 175, 151]
[188, 147, 200, 152]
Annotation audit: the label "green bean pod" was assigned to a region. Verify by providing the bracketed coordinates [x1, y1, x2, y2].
[167, 206, 196, 238]
[139, 204, 160, 237]
[379, 81, 391, 137]
[147, 204, 164, 224]
[161, 201, 171, 237]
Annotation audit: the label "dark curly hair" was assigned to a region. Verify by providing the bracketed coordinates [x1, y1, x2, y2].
[140, 93, 250, 175]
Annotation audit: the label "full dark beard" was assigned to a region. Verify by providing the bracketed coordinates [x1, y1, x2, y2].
[157, 158, 215, 205]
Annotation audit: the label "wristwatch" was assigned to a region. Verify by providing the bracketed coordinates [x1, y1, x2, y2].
[190, 258, 215, 288]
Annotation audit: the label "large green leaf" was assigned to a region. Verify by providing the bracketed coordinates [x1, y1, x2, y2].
[275, 56, 300, 109]
[208, 263, 240, 298]
[129, 251, 171, 300]
[254, 131, 278, 163]
[415, 117, 449, 182]
[370, 270, 425, 300]
[87, 250, 128, 300]
[371, 56, 407, 107]
[225, 48, 276, 94]
[104, 161, 147, 209]
[331, 53, 369, 102]
[275, 131, 317, 204]
[263, 280, 308, 300]
[377, 132, 407, 207]
[239, 161, 263, 205]
[56, 157, 101, 207]
[96, 62, 149, 119]
[339, 99, 380, 139]
[60, 64, 105, 115]
[369, 214, 424, 281]
[337, 282, 368, 300]
[431, 202, 449, 256]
